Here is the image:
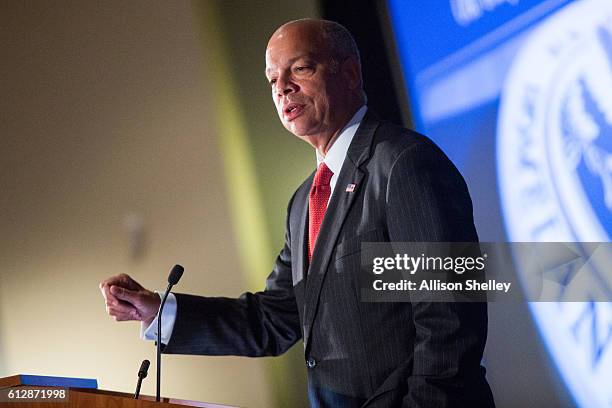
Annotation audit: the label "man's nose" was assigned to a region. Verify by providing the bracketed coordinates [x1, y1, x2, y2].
[276, 76, 298, 97]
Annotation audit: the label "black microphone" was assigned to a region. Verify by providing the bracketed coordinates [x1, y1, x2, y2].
[167, 264, 184, 285]
[133, 359, 150, 399]
[156, 264, 184, 402]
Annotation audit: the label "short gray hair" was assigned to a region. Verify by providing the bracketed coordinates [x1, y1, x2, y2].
[286, 19, 362, 70]
[319, 20, 361, 67]
[319, 20, 365, 101]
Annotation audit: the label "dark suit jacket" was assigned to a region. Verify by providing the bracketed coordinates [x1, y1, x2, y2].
[164, 112, 495, 407]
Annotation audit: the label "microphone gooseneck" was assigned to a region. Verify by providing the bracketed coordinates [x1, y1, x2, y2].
[156, 264, 184, 402]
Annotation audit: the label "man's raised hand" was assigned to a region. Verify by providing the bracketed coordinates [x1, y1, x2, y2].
[99, 274, 160, 326]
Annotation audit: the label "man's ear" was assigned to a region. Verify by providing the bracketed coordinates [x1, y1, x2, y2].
[341, 57, 362, 90]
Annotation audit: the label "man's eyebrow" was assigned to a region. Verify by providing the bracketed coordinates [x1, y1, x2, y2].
[265, 55, 314, 77]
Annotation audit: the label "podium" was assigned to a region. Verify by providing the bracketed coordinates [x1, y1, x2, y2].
[0, 375, 237, 408]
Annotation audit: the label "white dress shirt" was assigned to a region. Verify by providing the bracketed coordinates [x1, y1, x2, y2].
[142, 105, 368, 344]
[316, 105, 367, 203]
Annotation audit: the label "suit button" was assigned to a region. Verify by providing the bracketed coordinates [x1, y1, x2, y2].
[306, 357, 317, 368]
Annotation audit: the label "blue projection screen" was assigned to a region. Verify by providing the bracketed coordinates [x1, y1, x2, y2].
[386, 0, 612, 407]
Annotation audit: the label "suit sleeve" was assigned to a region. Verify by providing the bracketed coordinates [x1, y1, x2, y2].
[385, 139, 493, 407]
[162, 196, 302, 357]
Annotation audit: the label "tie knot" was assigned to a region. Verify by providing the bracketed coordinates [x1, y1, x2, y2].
[313, 163, 333, 187]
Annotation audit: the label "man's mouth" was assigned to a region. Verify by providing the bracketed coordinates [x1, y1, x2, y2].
[283, 103, 305, 121]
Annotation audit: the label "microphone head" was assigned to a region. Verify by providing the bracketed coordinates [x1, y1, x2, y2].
[138, 359, 150, 378]
[168, 264, 184, 285]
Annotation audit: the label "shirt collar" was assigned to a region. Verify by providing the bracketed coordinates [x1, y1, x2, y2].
[316, 105, 367, 175]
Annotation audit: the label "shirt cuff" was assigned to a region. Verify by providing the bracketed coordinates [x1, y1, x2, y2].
[140, 292, 177, 345]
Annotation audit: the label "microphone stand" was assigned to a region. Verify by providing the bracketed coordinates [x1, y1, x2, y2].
[156, 264, 183, 402]
[156, 282, 173, 402]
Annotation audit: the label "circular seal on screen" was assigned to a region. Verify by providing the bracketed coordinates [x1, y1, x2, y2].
[497, 0, 612, 406]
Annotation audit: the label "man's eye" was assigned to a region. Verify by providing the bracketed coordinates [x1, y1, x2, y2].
[269, 79, 277, 86]
[295, 66, 311, 73]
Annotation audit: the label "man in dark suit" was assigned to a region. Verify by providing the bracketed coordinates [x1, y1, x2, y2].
[101, 19, 495, 407]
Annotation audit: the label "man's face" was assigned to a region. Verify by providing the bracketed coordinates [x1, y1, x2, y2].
[265, 24, 347, 141]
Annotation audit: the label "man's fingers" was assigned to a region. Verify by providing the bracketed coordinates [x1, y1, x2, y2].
[100, 274, 157, 322]
[100, 274, 143, 293]
[111, 312, 140, 322]
[99, 283, 118, 304]
[106, 299, 137, 315]
[110, 285, 139, 305]
[107, 305, 141, 321]
[113, 273, 143, 291]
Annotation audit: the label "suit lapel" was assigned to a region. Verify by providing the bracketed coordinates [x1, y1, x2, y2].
[302, 112, 380, 350]
[295, 178, 311, 286]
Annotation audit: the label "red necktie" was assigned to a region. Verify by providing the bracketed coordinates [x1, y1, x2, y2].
[308, 162, 334, 261]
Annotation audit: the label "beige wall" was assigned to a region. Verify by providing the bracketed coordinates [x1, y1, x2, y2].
[0, 1, 315, 406]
